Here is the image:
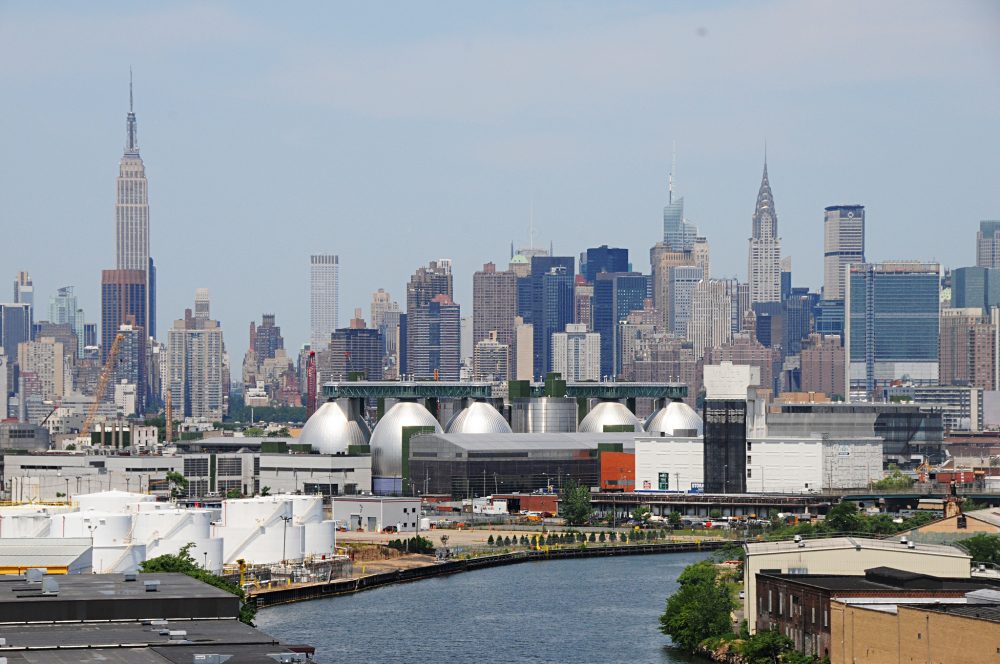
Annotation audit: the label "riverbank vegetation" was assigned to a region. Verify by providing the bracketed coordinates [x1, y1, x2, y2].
[660, 550, 827, 663]
[140, 543, 257, 626]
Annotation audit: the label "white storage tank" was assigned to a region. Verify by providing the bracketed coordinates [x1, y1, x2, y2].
[75, 490, 155, 514]
[133, 509, 214, 543]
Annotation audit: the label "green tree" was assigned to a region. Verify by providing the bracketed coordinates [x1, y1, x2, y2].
[487, 535, 495, 546]
[659, 561, 736, 652]
[558, 478, 593, 525]
[738, 629, 794, 664]
[826, 501, 864, 533]
[588, 532, 596, 543]
[632, 505, 652, 526]
[599, 532, 606, 543]
[225, 488, 242, 499]
[872, 464, 915, 490]
[668, 512, 682, 529]
[709, 509, 722, 519]
[960, 533, 1000, 566]
[165, 471, 188, 498]
[259, 486, 271, 497]
[140, 543, 256, 625]
[610, 531, 618, 542]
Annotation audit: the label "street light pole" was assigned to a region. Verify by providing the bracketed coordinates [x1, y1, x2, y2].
[280, 515, 292, 564]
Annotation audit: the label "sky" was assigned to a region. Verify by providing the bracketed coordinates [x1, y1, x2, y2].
[1, 1, 998, 353]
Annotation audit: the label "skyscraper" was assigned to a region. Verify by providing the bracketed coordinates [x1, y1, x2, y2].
[747, 161, 782, 305]
[845, 262, 941, 395]
[663, 170, 698, 251]
[952, 266, 1000, 311]
[407, 293, 461, 380]
[530, 257, 575, 378]
[167, 291, 225, 420]
[823, 205, 865, 300]
[12, 272, 33, 331]
[593, 272, 647, 378]
[472, 262, 517, 356]
[328, 326, 383, 381]
[977, 221, 1000, 269]
[101, 269, 146, 362]
[669, 266, 703, 336]
[310, 254, 340, 350]
[939, 308, 995, 390]
[580, 246, 629, 283]
[551, 324, 600, 381]
[688, 279, 736, 359]
[112, 323, 146, 415]
[49, 287, 86, 355]
[650, 242, 695, 332]
[404, 260, 453, 376]
[115, 75, 155, 338]
[472, 331, 510, 382]
[253, 314, 284, 361]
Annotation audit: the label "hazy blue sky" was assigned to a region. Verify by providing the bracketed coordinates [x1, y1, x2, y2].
[1, 1, 998, 352]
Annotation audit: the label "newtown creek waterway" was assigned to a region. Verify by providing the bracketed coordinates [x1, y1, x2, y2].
[256, 551, 711, 663]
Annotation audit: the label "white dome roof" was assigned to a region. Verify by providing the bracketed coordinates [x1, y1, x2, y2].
[446, 402, 512, 434]
[300, 401, 371, 455]
[578, 402, 644, 433]
[370, 402, 443, 477]
[644, 400, 703, 437]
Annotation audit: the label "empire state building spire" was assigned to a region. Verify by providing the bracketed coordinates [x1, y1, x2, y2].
[125, 68, 139, 155]
[747, 155, 782, 304]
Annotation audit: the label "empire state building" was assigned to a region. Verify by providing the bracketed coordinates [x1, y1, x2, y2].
[112, 75, 155, 339]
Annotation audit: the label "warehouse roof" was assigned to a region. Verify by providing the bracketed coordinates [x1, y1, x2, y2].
[0, 573, 239, 623]
[757, 567, 996, 592]
[0, 618, 307, 663]
[0, 537, 91, 569]
[746, 536, 970, 559]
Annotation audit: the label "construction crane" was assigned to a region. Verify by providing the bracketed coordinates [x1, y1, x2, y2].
[81, 333, 124, 440]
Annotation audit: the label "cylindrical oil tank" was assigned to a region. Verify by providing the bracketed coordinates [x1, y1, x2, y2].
[133, 509, 214, 543]
[75, 490, 155, 514]
[303, 521, 336, 558]
[510, 397, 578, 433]
[220, 497, 292, 527]
[287, 495, 325, 524]
[55, 512, 133, 546]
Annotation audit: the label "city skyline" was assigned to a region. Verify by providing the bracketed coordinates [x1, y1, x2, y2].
[1, 1, 998, 349]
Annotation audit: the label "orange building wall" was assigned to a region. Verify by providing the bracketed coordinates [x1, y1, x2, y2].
[600, 452, 635, 492]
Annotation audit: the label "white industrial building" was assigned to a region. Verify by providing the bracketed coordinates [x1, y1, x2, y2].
[332, 496, 421, 533]
[635, 433, 882, 494]
[743, 435, 882, 493]
[635, 435, 704, 492]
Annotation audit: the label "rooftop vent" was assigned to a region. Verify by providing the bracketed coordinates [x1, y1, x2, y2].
[900, 537, 908, 545]
[907, 541, 916, 549]
[124, 573, 137, 582]
[168, 630, 188, 640]
[192, 656, 233, 663]
[267, 655, 307, 663]
[144, 580, 160, 593]
[797, 541, 805, 548]
[793, 535, 802, 543]
[41, 578, 59, 596]
[25, 568, 46, 583]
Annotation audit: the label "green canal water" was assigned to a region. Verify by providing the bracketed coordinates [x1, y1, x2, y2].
[256, 551, 711, 663]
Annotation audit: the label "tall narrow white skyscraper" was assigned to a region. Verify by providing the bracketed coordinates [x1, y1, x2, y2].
[310, 255, 340, 350]
[747, 160, 782, 304]
[114, 73, 154, 337]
